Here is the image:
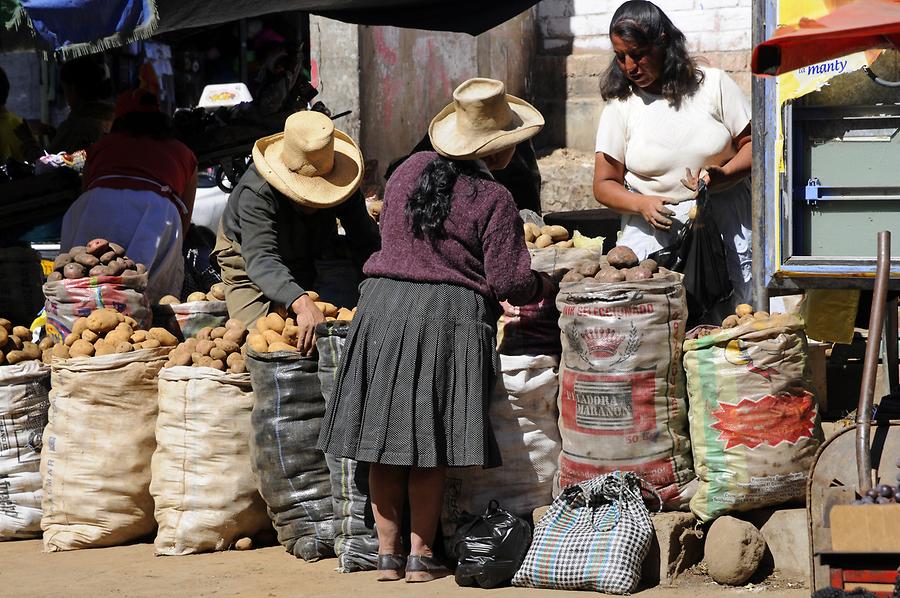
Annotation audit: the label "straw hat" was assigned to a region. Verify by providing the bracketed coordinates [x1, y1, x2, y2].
[428, 78, 544, 160]
[252, 111, 363, 208]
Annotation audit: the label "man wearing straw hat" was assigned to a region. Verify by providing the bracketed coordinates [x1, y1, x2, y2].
[213, 111, 380, 354]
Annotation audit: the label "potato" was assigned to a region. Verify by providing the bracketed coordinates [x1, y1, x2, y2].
[159, 295, 180, 305]
[124, 316, 137, 327]
[595, 268, 626, 283]
[0, 327, 6, 347]
[187, 291, 207, 302]
[70, 339, 95, 357]
[98, 250, 116, 265]
[523, 222, 540, 243]
[210, 348, 227, 361]
[81, 330, 99, 343]
[336, 308, 354, 321]
[53, 252, 72, 270]
[135, 263, 147, 275]
[214, 339, 239, 354]
[131, 330, 148, 343]
[123, 257, 135, 270]
[722, 315, 740, 328]
[575, 262, 601, 277]
[542, 225, 569, 242]
[171, 351, 192, 367]
[147, 328, 178, 347]
[282, 324, 299, 340]
[226, 352, 243, 368]
[197, 326, 213, 340]
[210, 327, 227, 340]
[265, 313, 285, 334]
[196, 340, 216, 356]
[39, 337, 54, 351]
[0, 319, 10, 333]
[21, 342, 40, 360]
[190, 352, 204, 364]
[534, 234, 553, 249]
[268, 341, 296, 352]
[72, 318, 88, 337]
[68, 245, 86, 256]
[223, 328, 245, 344]
[208, 283, 226, 301]
[86, 309, 120, 334]
[52, 343, 70, 360]
[105, 260, 125, 276]
[47, 271, 63, 282]
[555, 240, 575, 248]
[115, 342, 134, 353]
[5, 351, 26, 365]
[639, 259, 659, 273]
[105, 330, 130, 346]
[561, 270, 585, 283]
[525, 241, 535, 249]
[234, 537, 253, 551]
[109, 242, 126, 257]
[141, 339, 162, 349]
[64, 332, 79, 347]
[86, 238, 110, 256]
[224, 318, 244, 331]
[209, 359, 226, 371]
[7, 336, 22, 350]
[753, 311, 770, 320]
[254, 318, 270, 334]
[263, 330, 287, 346]
[738, 315, 755, 325]
[41, 349, 52, 364]
[305, 291, 320, 302]
[735, 303, 753, 318]
[183, 337, 199, 351]
[197, 356, 214, 368]
[63, 263, 87, 279]
[247, 333, 268, 353]
[88, 265, 109, 277]
[606, 246, 640, 269]
[74, 253, 100, 268]
[228, 357, 247, 374]
[625, 266, 653, 281]
[12, 326, 29, 341]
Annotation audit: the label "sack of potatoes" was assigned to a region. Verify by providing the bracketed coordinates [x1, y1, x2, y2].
[693, 304, 780, 338]
[559, 245, 669, 284]
[524, 223, 574, 250]
[0, 318, 47, 366]
[49, 308, 179, 361]
[163, 318, 249, 374]
[158, 282, 227, 305]
[47, 238, 147, 282]
[245, 302, 356, 355]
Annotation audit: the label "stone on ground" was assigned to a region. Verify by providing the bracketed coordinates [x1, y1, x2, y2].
[642, 511, 703, 586]
[704, 516, 766, 585]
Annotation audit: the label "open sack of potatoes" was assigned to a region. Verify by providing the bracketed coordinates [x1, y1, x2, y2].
[40, 308, 173, 551]
[153, 283, 228, 341]
[43, 239, 151, 339]
[152, 317, 269, 556]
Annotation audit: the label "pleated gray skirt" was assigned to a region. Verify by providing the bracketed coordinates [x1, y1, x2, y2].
[317, 277, 501, 468]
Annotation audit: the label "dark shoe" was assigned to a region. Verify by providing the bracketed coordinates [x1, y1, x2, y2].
[377, 554, 406, 581]
[405, 554, 451, 583]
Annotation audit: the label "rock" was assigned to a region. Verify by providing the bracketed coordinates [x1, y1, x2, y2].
[234, 537, 253, 551]
[704, 516, 766, 585]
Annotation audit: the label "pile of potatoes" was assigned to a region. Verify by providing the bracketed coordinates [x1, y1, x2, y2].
[694, 304, 778, 338]
[50, 308, 178, 359]
[158, 283, 226, 305]
[246, 307, 351, 354]
[163, 319, 248, 373]
[0, 319, 45, 366]
[47, 238, 146, 282]
[524, 223, 574, 249]
[560, 246, 664, 283]
[306, 291, 355, 322]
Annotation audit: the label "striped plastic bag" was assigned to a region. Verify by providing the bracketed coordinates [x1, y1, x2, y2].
[683, 314, 824, 522]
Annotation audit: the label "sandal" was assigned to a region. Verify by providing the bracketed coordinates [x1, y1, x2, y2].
[405, 554, 451, 583]
[376, 554, 406, 581]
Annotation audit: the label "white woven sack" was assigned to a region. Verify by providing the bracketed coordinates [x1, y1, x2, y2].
[0, 361, 50, 540]
[40, 348, 168, 551]
[152, 366, 270, 555]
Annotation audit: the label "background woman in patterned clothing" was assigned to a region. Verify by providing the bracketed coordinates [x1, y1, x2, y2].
[318, 78, 555, 583]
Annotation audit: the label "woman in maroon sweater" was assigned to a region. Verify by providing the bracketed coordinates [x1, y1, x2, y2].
[318, 78, 551, 582]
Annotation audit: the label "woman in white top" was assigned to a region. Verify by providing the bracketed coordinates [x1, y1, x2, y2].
[593, 0, 752, 319]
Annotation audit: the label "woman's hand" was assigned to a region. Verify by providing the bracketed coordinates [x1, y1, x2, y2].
[290, 293, 326, 356]
[637, 195, 676, 230]
[682, 166, 735, 195]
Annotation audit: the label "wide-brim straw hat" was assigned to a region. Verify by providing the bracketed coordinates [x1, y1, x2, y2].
[428, 78, 544, 160]
[252, 110, 363, 208]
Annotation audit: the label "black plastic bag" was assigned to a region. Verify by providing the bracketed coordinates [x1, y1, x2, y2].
[452, 500, 532, 589]
[316, 322, 379, 572]
[246, 349, 335, 561]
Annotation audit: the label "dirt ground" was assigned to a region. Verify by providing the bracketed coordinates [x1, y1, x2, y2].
[0, 539, 808, 598]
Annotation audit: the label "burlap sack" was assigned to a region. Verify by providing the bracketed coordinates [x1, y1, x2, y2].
[151, 366, 271, 555]
[42, 274, 150, 341]
[683, 314, 824, 522]
[40, 348, 167, 551]
[555, 272, 696, 509]
[0, 361, 50, 540]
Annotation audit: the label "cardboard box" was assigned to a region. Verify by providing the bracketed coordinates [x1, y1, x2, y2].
[830, 504, 900, 552]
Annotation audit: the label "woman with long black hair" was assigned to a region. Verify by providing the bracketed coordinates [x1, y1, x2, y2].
[593, 0, 752, 320]
[318, 78, 552, 583]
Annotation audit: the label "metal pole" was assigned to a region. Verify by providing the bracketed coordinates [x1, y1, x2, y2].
[857, 231, 891, 494]
[750, 0, 769, 311]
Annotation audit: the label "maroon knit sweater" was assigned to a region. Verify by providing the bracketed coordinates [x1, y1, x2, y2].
[364, 151, 540, 306]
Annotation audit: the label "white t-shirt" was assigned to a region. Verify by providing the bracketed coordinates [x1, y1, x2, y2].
[595, 67, 751, 257]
